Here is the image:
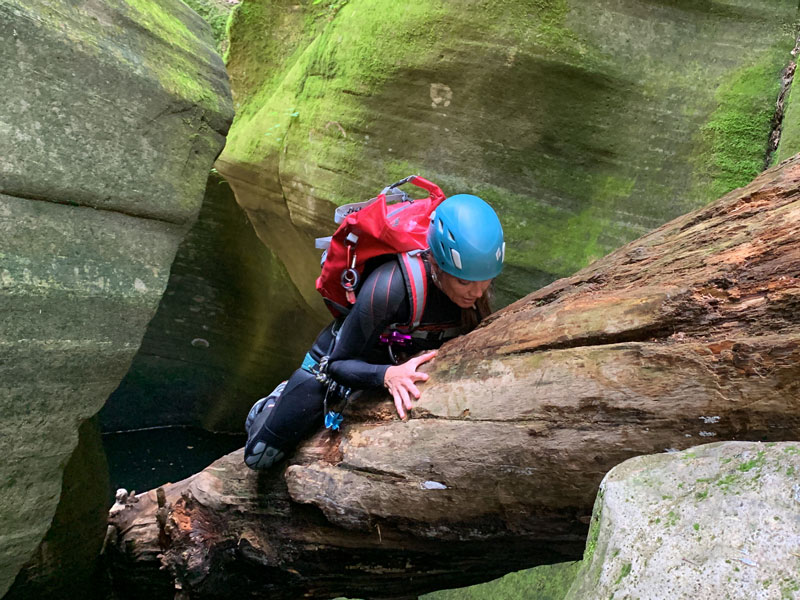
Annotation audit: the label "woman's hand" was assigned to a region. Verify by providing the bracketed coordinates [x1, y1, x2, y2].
[383, 350, 438, 420]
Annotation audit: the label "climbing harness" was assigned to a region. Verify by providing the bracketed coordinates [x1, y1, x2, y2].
[300, 321, 353, 431]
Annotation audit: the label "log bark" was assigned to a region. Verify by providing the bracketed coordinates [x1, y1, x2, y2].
[106, 156, 800, 599]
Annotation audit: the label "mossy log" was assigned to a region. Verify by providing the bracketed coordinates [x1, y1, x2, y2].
[106, 156, 800, 599]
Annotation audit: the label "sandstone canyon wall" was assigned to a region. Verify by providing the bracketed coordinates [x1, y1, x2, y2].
[0, 0, 233, 594]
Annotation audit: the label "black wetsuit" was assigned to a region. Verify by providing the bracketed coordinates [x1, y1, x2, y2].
[244, 256, 465, 460]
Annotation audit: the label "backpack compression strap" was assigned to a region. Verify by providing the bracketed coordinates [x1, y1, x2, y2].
[398, 251, 428, 329]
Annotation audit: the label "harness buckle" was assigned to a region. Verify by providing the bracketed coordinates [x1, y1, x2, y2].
[379, 330, 413, 347]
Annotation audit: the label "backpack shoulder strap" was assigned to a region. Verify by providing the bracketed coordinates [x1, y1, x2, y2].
[397, 251, 428, 329]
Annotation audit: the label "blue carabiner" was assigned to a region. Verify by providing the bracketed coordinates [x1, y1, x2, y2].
[325, 411, 344, 431]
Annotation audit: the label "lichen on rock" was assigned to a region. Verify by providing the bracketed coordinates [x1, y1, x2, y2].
[566, 442, 800, 600]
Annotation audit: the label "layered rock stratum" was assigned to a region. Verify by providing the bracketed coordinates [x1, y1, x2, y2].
[0, 0, 233, 594]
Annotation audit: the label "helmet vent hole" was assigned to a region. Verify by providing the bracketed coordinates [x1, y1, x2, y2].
[438, 219, 444, 234]
[439, 241, 446, 255]
[451, 249, 463, 270]
[447, 230, 455, 242]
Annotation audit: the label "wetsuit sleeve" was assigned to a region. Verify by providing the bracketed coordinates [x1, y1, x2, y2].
[326, 260, 410, 389]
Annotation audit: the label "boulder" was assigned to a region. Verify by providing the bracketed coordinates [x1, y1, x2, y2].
[217, 0, 799, 308]
[0, 0, 232, 594]
[566, 441, 800, 600]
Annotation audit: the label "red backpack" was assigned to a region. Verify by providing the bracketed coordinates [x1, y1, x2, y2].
[315, 175, 446, 327]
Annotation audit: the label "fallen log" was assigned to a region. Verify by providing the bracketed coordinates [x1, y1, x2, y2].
[106, 155, 800, 599]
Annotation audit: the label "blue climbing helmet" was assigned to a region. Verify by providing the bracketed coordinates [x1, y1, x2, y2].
[427, 194, 505, 281]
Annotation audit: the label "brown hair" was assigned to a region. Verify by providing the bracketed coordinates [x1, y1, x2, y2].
[427, 255, 494, 332]
[464, 291, 493, 331]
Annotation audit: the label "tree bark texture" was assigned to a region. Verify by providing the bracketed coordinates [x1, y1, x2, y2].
[107, 155, 800, 599]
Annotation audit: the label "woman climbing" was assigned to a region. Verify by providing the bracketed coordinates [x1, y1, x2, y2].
[244, 193, 505, 470]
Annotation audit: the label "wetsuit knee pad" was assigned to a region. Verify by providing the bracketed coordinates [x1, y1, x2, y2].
[244, 382, 288, 470]
[243, 370, 326, 470]
[244, 403, 286, 470]
[245, 380, 288, 432]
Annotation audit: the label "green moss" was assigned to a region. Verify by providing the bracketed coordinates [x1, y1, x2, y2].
[614, 563, 632, 586]
[781, 579, 800, 599]
[123, 0, 196, 49]
[583, 488, 605, 563]
[419, 173, 636, 301]
[738, 450, 766, 472]
[775, 71, 800, 163]
[665, 510, 679, 527]
[715, 472, 740, 491]
[222, 0, 598, 195]
[118, 0, 222, 111]
[693, 523, 700, 531]
[164, 64, 218, 109]
[421, 561, 582, 600]
[693, 44, 790, 200]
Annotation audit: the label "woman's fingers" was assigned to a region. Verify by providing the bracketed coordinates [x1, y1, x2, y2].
[390, 379, 419, 419]
[393, 394, 406, 420]
[397, 383, 411, 407]
[411, 371, 429, 383]
[387, 352, 438, 420]
[412, 350, 438, 367]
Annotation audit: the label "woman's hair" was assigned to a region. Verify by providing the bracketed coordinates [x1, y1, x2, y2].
[427, 254, 493, 331]
[465, 290, 493, 330]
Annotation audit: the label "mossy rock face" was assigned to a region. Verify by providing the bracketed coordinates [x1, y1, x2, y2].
[219, 0, 797, 308]
[565, 442, 800, 600]
[0, 0, 232, 594]
[1, 0, 232, 222]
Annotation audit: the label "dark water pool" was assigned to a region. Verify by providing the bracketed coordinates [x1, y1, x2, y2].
[101, 426, 246, 499]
